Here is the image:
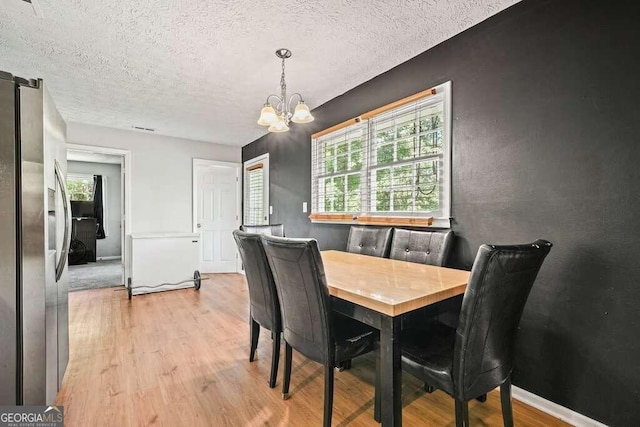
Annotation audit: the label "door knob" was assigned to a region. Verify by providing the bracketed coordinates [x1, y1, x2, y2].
[197, 223, 201, 228]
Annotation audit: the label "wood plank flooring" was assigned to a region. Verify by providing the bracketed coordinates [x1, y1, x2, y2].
[56, 273, 570, 426]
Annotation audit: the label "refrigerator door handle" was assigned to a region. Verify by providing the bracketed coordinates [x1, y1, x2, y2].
[54, 160, 70, 282]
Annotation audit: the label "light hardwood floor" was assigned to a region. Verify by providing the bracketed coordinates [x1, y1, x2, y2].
[56, 273, 569, 426]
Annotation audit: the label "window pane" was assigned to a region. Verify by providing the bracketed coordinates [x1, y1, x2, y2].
[334, 176, 345, 211]
[324, 144, 335, 174]
[245, 168, 264, 224]
[376, 168, 391, 188]
[396, 114, 416, 139]
[67, 178, 94, 201]
[419, 105, 444, 131]
[350, 138, 363, 170]
[419, 130, 443, 156]
[393, 165, 413, 186]
[416, 186, 439, 212]
[416, 160, 438, 185]
[397, 138, 414, 160]
[376, 144, 394, 164]
[336, 154, 348, 172]
[350, 150, 362, 170]
[374, 168, 391, 211]
[393, 189, 412, 211]
[337, 142, 348, 155]
[376, 120, 394, 144]
[415, 160, 439, 212]
[324, 177, 334, 212]
[347, 174, 360, 212]
[376, 191, 390, 211]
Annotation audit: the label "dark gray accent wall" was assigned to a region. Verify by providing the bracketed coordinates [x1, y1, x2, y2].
[242, 1, 640, 424]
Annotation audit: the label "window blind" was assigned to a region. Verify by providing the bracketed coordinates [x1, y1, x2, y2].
[310, 82, 451, 225]
[311, 124, 366, 215]
[368, 98, 444, 216]
[244, 165, 265, 225]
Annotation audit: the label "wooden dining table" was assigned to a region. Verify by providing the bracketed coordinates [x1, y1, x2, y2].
[321, 250, 471, 427]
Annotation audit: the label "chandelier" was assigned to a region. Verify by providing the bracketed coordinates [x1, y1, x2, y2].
[257, 48, 314, 132]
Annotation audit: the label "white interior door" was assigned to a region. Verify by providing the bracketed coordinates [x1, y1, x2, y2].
[196, 162, 240, 273]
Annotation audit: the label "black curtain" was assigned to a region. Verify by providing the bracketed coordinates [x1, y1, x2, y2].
[93, 175, 105, 239]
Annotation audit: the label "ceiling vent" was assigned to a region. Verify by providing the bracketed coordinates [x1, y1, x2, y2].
[132, 126, 156, 132]
[0, 0, 42, 16]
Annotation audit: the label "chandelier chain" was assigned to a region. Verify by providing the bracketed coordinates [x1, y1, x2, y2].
[280, 56, 287, 113]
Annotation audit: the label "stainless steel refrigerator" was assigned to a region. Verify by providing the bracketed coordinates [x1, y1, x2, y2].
[0, 71, 70, 405]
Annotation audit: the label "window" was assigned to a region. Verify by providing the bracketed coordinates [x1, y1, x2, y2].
[311, 82, 451, 227]
[243, 154, 269, 225]
[67, 174, 94, 201]
[317, 126, 364, 213]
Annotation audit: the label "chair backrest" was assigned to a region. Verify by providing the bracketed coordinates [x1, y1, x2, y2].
[240, 224, 284, 237]
[232, 230, 281, 332]
[346, 226, 392, 257]
[453, 239, 552, 400]
[261, 235, 333, 365]
[389, 229, 454, 266]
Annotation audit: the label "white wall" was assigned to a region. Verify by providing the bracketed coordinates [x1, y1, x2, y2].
[67, 160, 121, 258]
[66, 122, 241, 234]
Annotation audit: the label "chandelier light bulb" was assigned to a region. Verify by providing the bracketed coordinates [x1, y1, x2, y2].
[268, 117, 290, 133]
[257, 104, 278, 126]
[291, 101, 314, 124]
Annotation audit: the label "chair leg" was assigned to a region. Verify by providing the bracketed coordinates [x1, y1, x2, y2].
[501, 377, 514, 427]
[282, 342, 292, 400]
[455, 399, 469, 427]
[323, 365, 335, 427]
[249, 317, 260, 362]
[337, 359, 352, 371]
[476, 393, 487, 403]
[269, 332, 281, 388]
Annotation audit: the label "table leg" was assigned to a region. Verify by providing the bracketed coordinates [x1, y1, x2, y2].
[380, 315, 402, 426]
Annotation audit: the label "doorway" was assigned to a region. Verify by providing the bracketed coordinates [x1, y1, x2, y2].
[192, 159, 241, 273]
[65, 145, 131, 291]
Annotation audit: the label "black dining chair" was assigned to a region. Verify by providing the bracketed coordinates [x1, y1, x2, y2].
[400, 239, 552, 427]
[389, 228, 454, 266]
[346, 226, 392, 257]
[232, 230, 282, 388]
[240, 223, 284, 237]
[389, 228, 456, 391]
[261, 235, 378, 427]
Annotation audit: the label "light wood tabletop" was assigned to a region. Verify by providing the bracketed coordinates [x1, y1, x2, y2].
[322, 250, 470, 316]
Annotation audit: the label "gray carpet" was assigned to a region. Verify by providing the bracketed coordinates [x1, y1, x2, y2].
[68, 260, 123, 292]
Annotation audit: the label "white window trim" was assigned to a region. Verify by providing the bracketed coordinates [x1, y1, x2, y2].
[311, 81, 452, 228]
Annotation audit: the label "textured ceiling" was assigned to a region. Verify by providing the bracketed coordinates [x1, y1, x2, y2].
[0, 0, 520, 146]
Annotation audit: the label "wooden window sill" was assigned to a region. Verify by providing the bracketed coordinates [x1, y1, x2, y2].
[309, 214, 435, 228]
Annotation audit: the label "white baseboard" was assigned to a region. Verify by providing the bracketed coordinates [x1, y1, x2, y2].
[512, 386, 607, 427]
[97, 256, 122, 261]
